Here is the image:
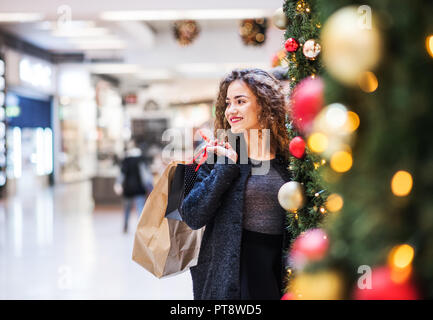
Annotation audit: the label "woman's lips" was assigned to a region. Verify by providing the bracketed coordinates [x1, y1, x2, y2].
[230, 117, 243, 123]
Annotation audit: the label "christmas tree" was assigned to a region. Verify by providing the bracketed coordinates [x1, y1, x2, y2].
[283, 0, 323, 91]
[283, 0, 433, 299]
[271, 0, 330, 294]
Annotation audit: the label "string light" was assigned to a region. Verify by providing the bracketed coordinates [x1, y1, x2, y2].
[358, 71, 378, 93]
[391, 170, 413, 197]
[325, 103, 348, 130]
[314, 190, 325, 197]
[308, 132, 328, 153]
[330, 151, 353, 173]
[426, 35, 433, 58]
[390, 244, 415, 269]
[319, 207, 326, 214]
[326, 193, 344, 212]
[345, 111, 360, 133]
[387, 243, 415, 284]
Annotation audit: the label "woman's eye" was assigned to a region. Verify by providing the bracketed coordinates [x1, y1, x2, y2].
[237, 100, 244, 105]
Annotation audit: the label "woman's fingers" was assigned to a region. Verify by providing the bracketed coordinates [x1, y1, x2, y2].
[206, 145, 227, 156]
[207, 139, 224, 147]
[205, 139, 237, 161]
[224, 142, 235, 150]
[206, 143, 238, 163]
[206, 145, 221, 152]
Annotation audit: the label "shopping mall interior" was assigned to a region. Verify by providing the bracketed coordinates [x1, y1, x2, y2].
[2, 0, 433, 302]
[0, 0, 287, 299]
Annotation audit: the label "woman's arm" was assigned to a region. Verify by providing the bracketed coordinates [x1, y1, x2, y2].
[180, 156, 240, 230]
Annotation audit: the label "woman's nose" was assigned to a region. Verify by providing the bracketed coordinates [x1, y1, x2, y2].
[226, 103, 237, 113]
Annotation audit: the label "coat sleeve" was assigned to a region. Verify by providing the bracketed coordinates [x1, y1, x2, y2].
[180, 156, 241, 230]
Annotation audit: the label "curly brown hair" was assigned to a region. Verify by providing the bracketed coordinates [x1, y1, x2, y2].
[213, 68, 290, 161]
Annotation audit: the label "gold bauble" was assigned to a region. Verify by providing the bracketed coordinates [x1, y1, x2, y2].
[291, 271, 344, 300]
[272, 7, 288, 30]
[321, 6, 382, 86]
[278, 181, 305, 212]
[303, 39, 321, 60]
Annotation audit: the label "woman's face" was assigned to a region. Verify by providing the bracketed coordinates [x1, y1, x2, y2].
[224, 80, 261, 134]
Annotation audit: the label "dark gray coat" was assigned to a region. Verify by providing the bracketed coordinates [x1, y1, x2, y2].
[180, 149, 293, 300]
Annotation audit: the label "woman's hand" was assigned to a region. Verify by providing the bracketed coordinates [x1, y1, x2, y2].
[205, 139, 238, 164]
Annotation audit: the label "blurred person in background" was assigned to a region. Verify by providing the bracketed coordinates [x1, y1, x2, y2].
[114, 140, 154, 233]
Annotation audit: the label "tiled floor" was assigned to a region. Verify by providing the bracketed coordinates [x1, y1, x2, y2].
[0, 180, 193, 299]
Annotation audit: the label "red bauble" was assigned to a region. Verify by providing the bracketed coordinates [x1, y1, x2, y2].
[291, 77, 324, 134]
[281, 292, 295, 300]
[353, 266, 420, 300]
[293, 228, 329, 260]
[289, 136, 306, 159]
[285, 37, 299, 52]
[290, 228, 329, 269]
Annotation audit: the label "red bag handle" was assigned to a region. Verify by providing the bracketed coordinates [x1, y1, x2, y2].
[189, 129, 211, 172]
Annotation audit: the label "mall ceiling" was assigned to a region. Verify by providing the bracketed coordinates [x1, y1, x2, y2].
[0, 0, 285, 83]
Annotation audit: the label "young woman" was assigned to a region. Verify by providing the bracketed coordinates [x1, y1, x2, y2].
[180, 68, 293, 300]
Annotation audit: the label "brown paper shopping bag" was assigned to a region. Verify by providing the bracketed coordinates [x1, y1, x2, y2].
[132, 159, 205, 278]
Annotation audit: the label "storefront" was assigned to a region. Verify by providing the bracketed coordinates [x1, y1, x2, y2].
[57, 64, 98, 184]
[91, 78, 124, 205]
[3, 48, 56, 195]
[56, 65, 127, 205]
[0, 53, 6, 198]
[124, 80, 215, 162]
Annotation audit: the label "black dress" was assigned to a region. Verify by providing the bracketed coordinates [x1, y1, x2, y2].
[239, 158, 286, 300]
[240, 229, 283, 299]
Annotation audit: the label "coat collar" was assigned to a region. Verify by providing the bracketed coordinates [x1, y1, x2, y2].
[239, 152, 292, 182]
